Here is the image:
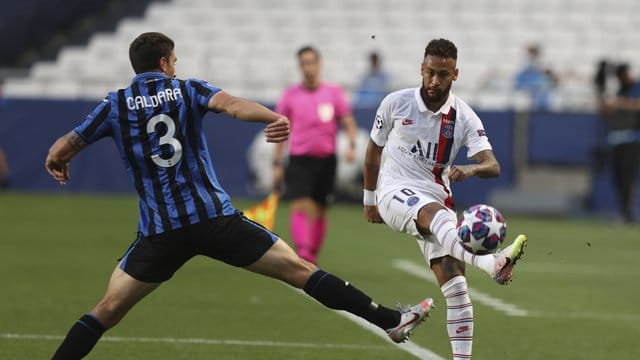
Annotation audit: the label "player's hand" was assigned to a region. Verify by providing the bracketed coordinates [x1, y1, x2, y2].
[449, 164, 476, 182]
[364, 205, 384, 224]
[345, 146, 356, 163]
[45, 155, 70, 185]
[265, 117, 290, 143]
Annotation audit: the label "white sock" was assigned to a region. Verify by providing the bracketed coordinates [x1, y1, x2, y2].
[429, 209, 495, 275]
[442, 276, 473, 360]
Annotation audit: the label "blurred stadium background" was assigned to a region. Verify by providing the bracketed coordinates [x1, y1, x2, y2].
[1, 1, 639, 359]
[1, 0, 639, 216]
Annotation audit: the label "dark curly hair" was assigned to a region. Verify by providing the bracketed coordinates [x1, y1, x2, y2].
[424, 39, 457, 60]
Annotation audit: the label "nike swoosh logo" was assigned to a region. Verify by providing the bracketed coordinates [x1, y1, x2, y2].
[398, 313, 420, 328]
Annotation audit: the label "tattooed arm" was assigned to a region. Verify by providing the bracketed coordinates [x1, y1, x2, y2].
[45, 130, 88, 185]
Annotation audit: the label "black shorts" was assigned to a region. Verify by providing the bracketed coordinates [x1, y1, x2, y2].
[118, 212, 278, 283]
[285, 155, 336, 206]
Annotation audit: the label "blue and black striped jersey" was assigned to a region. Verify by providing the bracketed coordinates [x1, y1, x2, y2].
[74, 71, 236, 235]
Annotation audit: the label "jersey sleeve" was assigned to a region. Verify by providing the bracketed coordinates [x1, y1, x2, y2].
[463, 109, 493, 159]
[275, 89, 290, 118]
[74, 97, 113, 144]
[187, 79, 221, 111]
[333, 85, 352, 118]
[369, 95, 394, 146]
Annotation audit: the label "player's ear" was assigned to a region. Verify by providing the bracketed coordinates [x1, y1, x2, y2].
[453, 68, 459, 81]
[159, 57, 168, 73]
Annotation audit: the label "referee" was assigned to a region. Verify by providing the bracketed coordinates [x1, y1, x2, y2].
[45, 32, 432, 359]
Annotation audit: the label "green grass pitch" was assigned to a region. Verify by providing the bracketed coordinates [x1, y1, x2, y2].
[1, 192, 639, 359]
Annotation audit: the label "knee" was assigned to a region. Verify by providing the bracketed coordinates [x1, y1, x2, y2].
[431, 256, 466, 285]
[417, 203, 447, 234]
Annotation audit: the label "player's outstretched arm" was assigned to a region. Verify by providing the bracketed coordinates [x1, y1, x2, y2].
[208, 91, 289, 143]
[45, 130, 88, 185]
[449, 149, 500, 182]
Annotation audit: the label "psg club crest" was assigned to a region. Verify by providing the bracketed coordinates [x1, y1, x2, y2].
[442, 124, 454, 138]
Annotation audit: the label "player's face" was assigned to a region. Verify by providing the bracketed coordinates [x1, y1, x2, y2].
[161, 50, 177, 78]
[421, 55, 458, 104]
[298, 50, 320, 83]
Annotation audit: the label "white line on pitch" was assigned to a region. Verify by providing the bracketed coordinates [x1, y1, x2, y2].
[515, 262, 626, 276]
[392, 259, 529, 317]
[393, 259, 640, 322]
[0, 333, 392, 351]
[288, 287, 445, 360]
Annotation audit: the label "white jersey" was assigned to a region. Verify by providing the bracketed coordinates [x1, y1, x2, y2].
[370, 87, 492, 208]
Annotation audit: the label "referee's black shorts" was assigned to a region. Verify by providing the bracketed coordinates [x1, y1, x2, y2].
[285, 154, 336, 207]
[118, 212, 278, 283]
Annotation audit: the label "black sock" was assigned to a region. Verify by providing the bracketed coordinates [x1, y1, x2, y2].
[52, 314, 105, 360]
[303, 269, 400, 330]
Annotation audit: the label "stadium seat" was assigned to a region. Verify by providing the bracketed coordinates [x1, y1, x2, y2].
[3, 0, 640, 111]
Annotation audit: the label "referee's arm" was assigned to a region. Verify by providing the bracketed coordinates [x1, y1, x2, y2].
[45, 130, 87, 185]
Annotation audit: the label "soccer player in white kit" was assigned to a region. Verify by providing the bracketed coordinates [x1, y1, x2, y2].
[363, 39, 528, 359]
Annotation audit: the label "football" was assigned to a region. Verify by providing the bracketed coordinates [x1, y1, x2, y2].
[457, 204, 507, 254]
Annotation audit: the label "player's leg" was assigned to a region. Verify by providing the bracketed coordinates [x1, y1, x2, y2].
[52, 265, 160, 359]
[245, 238, 433, 343]
[308, 205, 327, 262]
[418, 237, 474, 359]
[286, 156, 317, 262]
[417, 203, 527, 284]
[376, 187, 526, 284]
[417, 202, 496, 274]
[52, 230, 193, 359]
[612, 143, 640, 222]
[290, 197, 321, 263]
[307, 155, 336, 262]
[205, 213, 432, 343]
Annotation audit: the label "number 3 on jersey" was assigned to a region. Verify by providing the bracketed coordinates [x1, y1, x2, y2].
[146, 114, 183, 167]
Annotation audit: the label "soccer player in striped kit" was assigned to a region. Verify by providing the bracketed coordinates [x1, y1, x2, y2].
[45, 32, 433, 359]
[363, 38, 528, 359]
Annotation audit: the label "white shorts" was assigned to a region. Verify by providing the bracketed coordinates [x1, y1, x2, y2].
[377, 185, 456, 263]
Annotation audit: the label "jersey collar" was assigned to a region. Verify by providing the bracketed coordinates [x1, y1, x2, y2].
[413, 87, 455, 116]
[132, 71, 170, 83]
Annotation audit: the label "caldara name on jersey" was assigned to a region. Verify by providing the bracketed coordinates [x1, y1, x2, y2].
[127, 88, 184, 110]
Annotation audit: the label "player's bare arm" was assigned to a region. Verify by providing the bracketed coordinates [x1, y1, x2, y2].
[340, 113, 358, 162]
[363, 139, 384, 223]
[208, 90, 290, 143]
[45, 130, 87, 185]
[449, 149, 500, 182]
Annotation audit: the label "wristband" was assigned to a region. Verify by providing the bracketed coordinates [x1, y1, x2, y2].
[363, 189, 376, 206]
